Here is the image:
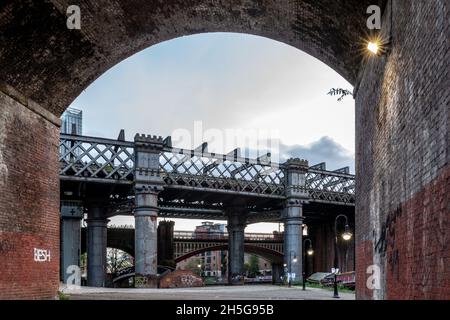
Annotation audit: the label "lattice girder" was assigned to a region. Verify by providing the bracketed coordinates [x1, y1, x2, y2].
[59, 134, 355, 204]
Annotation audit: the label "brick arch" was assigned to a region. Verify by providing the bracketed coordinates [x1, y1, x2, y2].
[81, 228, 135, 258]
[2, 0, 447, 301]
[175, 244, 283, 264]
[0, 0, 379, 115]
[0, 1, 375, 298]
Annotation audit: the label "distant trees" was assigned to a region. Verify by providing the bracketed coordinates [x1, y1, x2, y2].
[244, 255, 260, 277]
[183, 257, 202, 275]
[106, 248, 133, 274]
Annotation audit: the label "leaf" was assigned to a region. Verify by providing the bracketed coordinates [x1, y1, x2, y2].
[327, 88, 353, 102]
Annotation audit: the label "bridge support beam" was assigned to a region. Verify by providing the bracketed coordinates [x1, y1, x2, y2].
[283, 158, 309, 285]
[133, 134, 165, 288]
[227, 210, 247, 284]
[60, 201, 83, 284]
[86, 206, 109, 287]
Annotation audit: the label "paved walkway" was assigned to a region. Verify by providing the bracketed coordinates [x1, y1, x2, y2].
[61, 284, 355, 300]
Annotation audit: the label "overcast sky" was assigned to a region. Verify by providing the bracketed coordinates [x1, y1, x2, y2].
[69, 32, 355, 232]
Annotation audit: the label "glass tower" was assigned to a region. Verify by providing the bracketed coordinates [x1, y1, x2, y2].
[60, 107, 83, 161]
[60, 107, 82, 135]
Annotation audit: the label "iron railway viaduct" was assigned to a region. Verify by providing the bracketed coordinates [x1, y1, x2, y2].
[58, 132, 356, 288]
[0, 1, 448, 299]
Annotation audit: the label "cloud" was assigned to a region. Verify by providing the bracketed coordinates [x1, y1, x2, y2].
[72, 33, 354, 150]
[278, 136, 355, 173]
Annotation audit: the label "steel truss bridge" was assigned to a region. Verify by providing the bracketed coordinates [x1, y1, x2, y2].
[60, 133, 355, 222]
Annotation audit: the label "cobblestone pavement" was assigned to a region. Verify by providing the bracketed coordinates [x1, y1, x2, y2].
[62, 284, 355, 300]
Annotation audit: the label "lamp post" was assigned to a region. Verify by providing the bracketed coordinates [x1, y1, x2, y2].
[333, 214, 352, 298]
[197, 263, 202, 277]
[288, 251, 297, 288]
[302, 239, 314, 291]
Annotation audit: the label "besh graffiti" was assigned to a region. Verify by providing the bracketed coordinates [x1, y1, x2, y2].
[34, 248, 51, 262]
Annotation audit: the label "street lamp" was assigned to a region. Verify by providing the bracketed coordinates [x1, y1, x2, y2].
[302, 239, 314, 291]
[333, 214, 352, 298]
[288, 251, 297, 288]
[197, 264, 202, 277]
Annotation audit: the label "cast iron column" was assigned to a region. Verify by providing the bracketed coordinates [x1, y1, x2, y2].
[86, 205, 108, 287]
[60, 201, 83, 284]
[134, 134, 165, 288]
[283, 158, 309, 285]
[227, 209, 247, 284]
[272, 263, 283, 284]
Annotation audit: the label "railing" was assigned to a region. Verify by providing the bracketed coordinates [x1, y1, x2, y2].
[306, 169, 355, 204]
[160, 147, 285, 197]
[59, 134, 355, 204]
[174, 230, 283, 241]
[59, 134, 134, 181]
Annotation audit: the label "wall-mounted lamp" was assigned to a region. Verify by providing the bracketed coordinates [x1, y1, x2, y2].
[366, 36, 391, 56]
[367, 41, 380, 55]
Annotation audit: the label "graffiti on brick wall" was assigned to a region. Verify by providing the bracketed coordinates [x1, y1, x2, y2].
[160, 270, 203, 288]
[34, 248, 51, 262]
[0, 239, 15, 253]
[374, 205, 402, 279]
[180, 274, 197, 286]
[134, 276, 148, 287]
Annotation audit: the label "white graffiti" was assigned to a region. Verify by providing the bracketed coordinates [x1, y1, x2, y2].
[66, 5, 81, 30]
[366, 264, 381, 290]
[366, 5, 381, 30]
[34, 248, 51, 262]
[180, 275, 197, 286]
[66, 265, 81, 289]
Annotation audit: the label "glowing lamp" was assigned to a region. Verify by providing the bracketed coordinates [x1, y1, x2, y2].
[367, 41, 379, 55]
[342, 224, 352, 241]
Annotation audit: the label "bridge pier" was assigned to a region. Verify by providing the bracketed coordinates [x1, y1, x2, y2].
[60, 201, 83, 284]
[134, 188, 160, 287]
[86, 206, 109, 287]
[227, 210, 247, 284]
[283, 158, 309, 285]
[272, 263, 283, 284]
[157, 220, 175, 266]
[133, 134, 165, 288]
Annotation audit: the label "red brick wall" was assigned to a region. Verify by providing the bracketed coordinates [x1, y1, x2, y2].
[0, 89, 60, 299]
[355, 1, 449, 299]
[355, 240, 374, 300]
[385, 167, 449, 299]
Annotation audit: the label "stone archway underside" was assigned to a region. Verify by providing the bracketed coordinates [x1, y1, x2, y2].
[1, 0, 448, 301]
[0, 0, 382, 115]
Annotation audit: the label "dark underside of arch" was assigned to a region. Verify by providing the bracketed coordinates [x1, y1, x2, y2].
[0, 0, 386, 115]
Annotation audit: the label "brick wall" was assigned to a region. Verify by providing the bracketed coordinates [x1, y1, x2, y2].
[355, 0, 449, 299]
[0, 88, 60, 299]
